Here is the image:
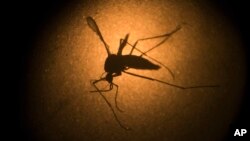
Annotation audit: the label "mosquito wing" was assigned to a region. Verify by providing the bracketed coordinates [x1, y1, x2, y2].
[86, 16, 111, 56]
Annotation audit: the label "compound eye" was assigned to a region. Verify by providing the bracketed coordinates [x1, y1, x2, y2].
[106, 73, 113, 83]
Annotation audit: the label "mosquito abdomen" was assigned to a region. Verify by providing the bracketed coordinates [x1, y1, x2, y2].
[122, 55, 160, 70]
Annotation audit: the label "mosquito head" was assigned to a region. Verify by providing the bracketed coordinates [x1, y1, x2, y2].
[106, 73, 113, 83]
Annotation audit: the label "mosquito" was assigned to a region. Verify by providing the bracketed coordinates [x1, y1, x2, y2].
[86, 16, 219, 130]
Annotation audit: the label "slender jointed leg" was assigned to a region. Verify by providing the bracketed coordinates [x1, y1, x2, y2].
[90, 73, 120, 93]
[123, 71, 220, 89]
[109, 73, 124, 112]
[90, 79, 131, 130]
[91, 81, 123, 112]
[86, 16, 111, 56]
[117, 34, 129, 56]
[90, 79, 113, 92]
[129, 25, 182, 56]
[112, 83, 124, 112]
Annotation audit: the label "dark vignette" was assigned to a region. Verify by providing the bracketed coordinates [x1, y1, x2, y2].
[7, 0, 249, 140]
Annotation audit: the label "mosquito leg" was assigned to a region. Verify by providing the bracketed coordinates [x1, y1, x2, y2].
[110, 73, 124, 112]
[123, 71, 220, 89]
[99, 72, 107, 79]
[112, 83, 124, 113]
[90, 80, 124, 112]
[118, 25, 181, 57]
[117, 34, 129, 56]
[91, 79, 131, 130]
[121, 40, 175, 79]
[137, 25, 182, 57]
[119, 25, 182, 79]
[86, 16, 111, 56]
[127, 25, 182, 56]
[129, 40, 138, 56]
[89, 79, 113, 92]
[90, 84, 113, 92]
[90, 73, 121, 93]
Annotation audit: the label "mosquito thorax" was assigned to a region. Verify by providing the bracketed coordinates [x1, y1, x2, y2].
[104, 54, 125, 73]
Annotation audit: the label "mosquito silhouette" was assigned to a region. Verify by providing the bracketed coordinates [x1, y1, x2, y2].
[87, 16, 219, 130]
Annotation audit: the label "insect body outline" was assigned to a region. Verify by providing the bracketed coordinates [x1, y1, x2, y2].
[86, 16, 219, 130]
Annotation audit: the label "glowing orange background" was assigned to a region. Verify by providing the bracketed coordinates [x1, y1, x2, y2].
[25, 0, 246, 140]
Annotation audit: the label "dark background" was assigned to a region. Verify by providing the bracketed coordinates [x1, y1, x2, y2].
[6, 0, 249, 140]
